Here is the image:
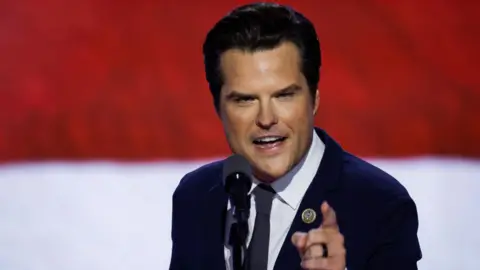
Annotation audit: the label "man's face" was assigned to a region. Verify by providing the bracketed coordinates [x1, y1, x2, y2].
[219, 42, 319, 183]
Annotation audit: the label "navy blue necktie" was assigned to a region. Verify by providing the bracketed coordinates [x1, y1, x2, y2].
[245, 184, 276, 270]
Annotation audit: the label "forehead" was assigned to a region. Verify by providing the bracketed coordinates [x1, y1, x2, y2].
[219, 42, 304, 93]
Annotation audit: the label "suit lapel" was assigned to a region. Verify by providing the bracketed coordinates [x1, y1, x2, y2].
[273, 129, 344, 270]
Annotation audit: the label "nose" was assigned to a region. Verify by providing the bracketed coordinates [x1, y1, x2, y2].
[255, 100, 277, 129]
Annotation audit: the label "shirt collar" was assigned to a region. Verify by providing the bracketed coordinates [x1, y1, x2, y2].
[250, 130, 325, 210]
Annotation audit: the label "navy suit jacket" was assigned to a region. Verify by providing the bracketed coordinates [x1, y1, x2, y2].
[169, 128, 422, 270]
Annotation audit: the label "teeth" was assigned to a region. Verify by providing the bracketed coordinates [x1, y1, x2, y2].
[256, 136, 282, 143]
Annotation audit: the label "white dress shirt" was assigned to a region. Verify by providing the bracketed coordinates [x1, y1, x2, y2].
[224, 131, 325, 270]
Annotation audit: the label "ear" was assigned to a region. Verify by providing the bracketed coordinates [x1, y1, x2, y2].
[313, 89, 319, 115]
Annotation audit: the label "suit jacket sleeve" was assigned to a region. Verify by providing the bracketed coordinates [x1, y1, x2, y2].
[366, 196, 422, 270]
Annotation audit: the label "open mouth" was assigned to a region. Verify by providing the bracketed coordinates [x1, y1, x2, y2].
[252, 136, 287, 147]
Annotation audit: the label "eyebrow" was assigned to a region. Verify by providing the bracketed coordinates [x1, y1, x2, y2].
[225, 84, 302, 100]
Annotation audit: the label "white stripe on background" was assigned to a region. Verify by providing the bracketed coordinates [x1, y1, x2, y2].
[0, 158, 479, 270]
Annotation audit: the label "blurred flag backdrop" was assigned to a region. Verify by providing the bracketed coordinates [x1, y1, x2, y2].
[0, 1, 479, 270]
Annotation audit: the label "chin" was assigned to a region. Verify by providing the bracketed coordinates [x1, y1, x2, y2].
[245, 150, 296, 182]
[252, 163, 291, 183]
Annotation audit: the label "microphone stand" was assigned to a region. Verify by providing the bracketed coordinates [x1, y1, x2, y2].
[229, 196, 250, 270]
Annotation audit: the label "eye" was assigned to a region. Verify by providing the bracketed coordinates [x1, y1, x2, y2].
[277, 92, 294, 98]
[234, 96, 254, 103]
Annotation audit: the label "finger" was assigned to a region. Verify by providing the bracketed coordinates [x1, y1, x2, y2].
[292, 232, 308, 254]
[326, 233, 345, 256]
[321, 201, 338, 229]
[305, 228, 328, 250]
[303, 243, 328, 260]
[305, 241, 346, 259]
[304, 229, 345, 257]
[301, 255, 328, 269]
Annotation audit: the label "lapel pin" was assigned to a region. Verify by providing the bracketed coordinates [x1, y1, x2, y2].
[301, 208, 316, 224]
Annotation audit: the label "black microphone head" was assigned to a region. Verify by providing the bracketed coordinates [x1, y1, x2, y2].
[222, 154, 252, 192]
[223, 154, 251, 179]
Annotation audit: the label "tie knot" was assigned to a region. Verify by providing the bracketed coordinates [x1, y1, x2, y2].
[256, 183, 276, 193]
[253, 184, 276, 215]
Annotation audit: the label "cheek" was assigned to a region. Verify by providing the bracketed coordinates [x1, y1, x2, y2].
[221, 108, 255, 143]
[275, 99, 313, 126]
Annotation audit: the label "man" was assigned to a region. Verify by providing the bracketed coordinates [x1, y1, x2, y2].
[170, 2, 422, 270]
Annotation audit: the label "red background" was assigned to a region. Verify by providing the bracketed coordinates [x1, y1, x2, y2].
[0, 1, 479, 162]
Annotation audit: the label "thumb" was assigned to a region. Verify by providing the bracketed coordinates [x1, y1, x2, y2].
[321, 201, 338, 228]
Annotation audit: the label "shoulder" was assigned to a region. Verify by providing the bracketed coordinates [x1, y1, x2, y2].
[170, 160, 224, 237]
[340, 152, 411, 200]
[317, 128, 411, 204]
[173, 159, 224, 201]
[335, 151, 418, 225]
[333, 150, 418, 221]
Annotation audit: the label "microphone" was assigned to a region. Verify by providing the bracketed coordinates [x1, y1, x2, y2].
[223, 154, 253, 223]
[223, 154, 253, 270]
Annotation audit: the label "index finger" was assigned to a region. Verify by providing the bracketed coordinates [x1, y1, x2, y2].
[320, 201, 338, 229]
